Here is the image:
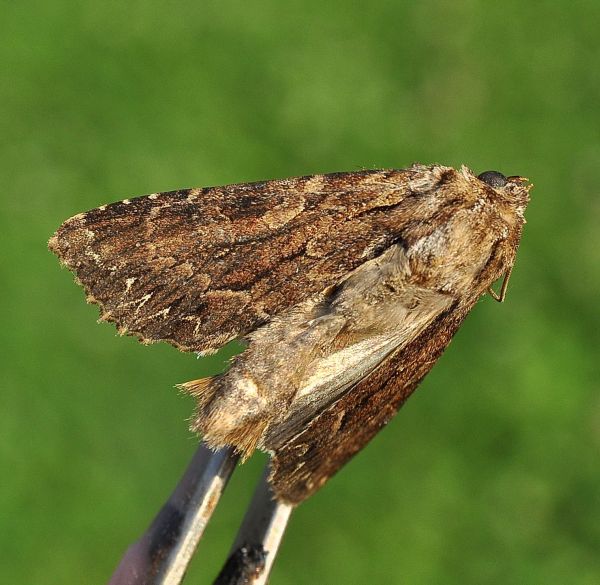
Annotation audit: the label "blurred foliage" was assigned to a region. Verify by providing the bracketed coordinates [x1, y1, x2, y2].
[1, 1, 599, 583]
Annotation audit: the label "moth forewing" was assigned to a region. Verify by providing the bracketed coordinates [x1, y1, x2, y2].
[49, 164, 531, 505]
[269, 298, 470, 503]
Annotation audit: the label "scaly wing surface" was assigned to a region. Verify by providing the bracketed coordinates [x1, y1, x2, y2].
[49, 168, 437, 352]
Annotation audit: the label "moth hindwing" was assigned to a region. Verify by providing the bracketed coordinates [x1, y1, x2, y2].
[49, 164, 531, 504]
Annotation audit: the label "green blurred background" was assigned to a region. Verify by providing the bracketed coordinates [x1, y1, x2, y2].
[2, 1, 599, 583]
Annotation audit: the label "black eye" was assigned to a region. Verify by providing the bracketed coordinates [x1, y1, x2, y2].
[477, 170, 508, 188]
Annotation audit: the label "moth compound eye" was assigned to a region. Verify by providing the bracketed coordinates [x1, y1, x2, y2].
[477, 170, 508, 188]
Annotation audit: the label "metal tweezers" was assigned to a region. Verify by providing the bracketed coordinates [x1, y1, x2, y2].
[108, 444, 293, 585]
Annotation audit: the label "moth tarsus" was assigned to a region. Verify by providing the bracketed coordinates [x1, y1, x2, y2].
[49, 163, 531, 504]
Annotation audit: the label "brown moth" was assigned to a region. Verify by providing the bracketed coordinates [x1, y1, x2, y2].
[49, 164, 531, 504]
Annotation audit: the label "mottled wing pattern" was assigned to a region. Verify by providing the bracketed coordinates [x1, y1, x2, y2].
[49, 169, 433, 352]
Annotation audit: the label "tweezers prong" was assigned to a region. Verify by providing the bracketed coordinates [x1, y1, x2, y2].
[213, 464, 294, 584]
[108, 444, 239, 585]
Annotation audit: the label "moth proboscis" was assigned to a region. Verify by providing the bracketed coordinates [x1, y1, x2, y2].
[49, 164, 531, 504]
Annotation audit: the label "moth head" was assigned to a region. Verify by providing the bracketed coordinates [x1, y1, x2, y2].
[475, 169, 532, 215]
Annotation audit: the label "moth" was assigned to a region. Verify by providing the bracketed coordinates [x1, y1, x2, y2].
[49, 164, 531, 504]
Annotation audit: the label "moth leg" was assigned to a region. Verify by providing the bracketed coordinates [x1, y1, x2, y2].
[487, 266, 513, 303]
